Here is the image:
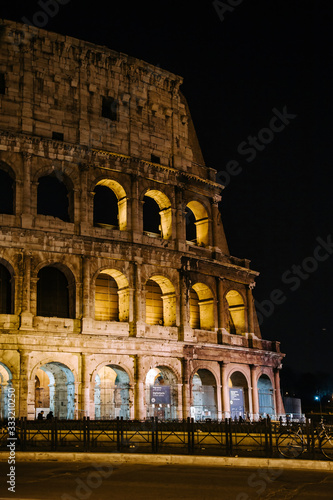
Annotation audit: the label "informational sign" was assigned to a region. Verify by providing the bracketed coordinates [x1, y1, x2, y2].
[230, 388, 244, 416]
[150, 385, 171, 405]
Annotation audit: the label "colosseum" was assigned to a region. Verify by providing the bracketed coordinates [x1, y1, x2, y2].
[0, 19, 284, 421]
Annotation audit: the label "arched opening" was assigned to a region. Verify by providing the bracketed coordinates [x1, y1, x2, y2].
[0, 168, 14, 215]
[0, 263, 13, 314]
[0, 363, 13, 419]
[37, 172, 73, 222]
[93, 179, 127, 230]
[258, 374, 275, 417]
[94, 365, 130, 419]
[143, 190, 172, 239]
[145, 276, 176, 327]
[95, 269, 129, 322]
[35, 362, 75, 419]
[186, 201, 209, 247]
[191, 369, 217, 421]
[226, 290, 246, 335]
[190, 283, 214, 331]
[229, 371, 250, 420]
[37, 265, 75, 319]
[146, 366, 178, 420]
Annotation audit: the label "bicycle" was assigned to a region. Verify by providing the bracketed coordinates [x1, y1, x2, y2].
[276, 420, 333, 459]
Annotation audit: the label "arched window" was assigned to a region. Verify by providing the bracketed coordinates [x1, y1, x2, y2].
[143, 190, 172, 239]
[145, 276, 176, 326]
[190, 283, 214, 331]
[95, 365, 130, 419]
[185, 201, 209, 247]
[0, 169, 14, 215]
[35, 362, 75, 419]
[226, 290, 246, 335]
[37, 172, 73, 222]
[93, 179, 127, 230]
[258, 375, 275, 417]
[229, 371, 250, 419]
[95, 270, 129, 322]
[146, 366, 178, 420]
[0, 263, 13, 314]
[191, 369, 217, 421]
[37, 266, 74, 318]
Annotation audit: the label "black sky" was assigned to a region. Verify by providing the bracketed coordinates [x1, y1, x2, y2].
[1, 1, 333, 379]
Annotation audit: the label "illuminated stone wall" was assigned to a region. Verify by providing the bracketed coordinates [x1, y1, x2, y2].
[0, 19, 285, 421]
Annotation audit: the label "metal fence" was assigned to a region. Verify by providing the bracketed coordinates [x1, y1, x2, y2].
[0, 418, 332, 460]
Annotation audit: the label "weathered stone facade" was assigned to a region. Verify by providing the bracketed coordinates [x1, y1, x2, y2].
[0, 19, 284, 421]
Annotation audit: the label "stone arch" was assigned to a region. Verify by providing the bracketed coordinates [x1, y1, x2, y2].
[190, 368, 218, 421]
[94, 364, 131, 419]
[94, 268, 129, 322]
[225, 289, 246, 335]
[0, 362, 13, 419]
[142, 189, 172, 239]
[34, 361, 75, 419]
[0, 258, 15, 315]
[145, 275, 176, 326]
[93, 178, 127, 230]
[36, 168, 74, 222]
[0, 161, 15, 215]
[145, 365, 178, 420]
[190, 283, 215, 331]
[185, 200, 209, 247]
[228, 369, 250, 419]
[257, 373, 275, 417]
[36, 263, 76, 319]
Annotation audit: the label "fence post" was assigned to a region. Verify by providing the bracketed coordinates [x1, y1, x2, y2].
[268, 416, 273, 457]
[228, 418, 233, 456]
[264, 418, 269, 457]
[116, 417, 120, 452]
[311, 420, 315, 459]
[155, 417, 159, 453]
[120, 417, 124, 451]
[151, 417, 155, 453]
[187, 417, 192, 455]
[306, 418, 311, 453]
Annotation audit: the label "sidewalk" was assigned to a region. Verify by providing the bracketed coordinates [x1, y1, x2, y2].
[1, 451, 333, 471]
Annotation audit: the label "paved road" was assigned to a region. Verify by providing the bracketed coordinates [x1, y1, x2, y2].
[0, 461, 332, 499]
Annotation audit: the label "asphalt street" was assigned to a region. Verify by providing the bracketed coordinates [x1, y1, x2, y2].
[0, 461, 333, 499]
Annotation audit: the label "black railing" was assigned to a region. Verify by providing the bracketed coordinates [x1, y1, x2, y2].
[0, 417, 332, 460]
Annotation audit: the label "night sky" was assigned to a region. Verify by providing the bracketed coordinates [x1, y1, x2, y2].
[2, 1, 333, 391]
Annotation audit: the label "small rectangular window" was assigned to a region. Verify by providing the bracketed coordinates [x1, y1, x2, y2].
[52, 131, 64, 141]
[0, 73, 5, 95]
[102, 96, 118, 121]
[151, 154, 160, 164]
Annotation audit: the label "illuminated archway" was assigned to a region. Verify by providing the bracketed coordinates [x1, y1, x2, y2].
[145, 366, 178, 420]
[186, 200, 209, 247]
[94, 365, 130, 419]
[143, 190, 172, 239]
[191, 369, 217, 421]
[95, 269, 129, 322]
[226, 290, 246, 335]
[258, 374, 275, 417]
[93, 179, 127, 230]
[229, 371, 250, 419]
[35, 362, 75, 419]
[145, 276, 176, 326]
[0, 363, 13, 419]
[190, 283, 214, 331]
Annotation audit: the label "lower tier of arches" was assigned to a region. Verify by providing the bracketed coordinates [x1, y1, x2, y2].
[0, 351, 285, 421]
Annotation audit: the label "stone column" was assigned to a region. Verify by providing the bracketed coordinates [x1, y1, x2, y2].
[81, 257, 92, 332]
[134, 356, 146, 420]
[131, 175, 141, 243]
[175, 188, 186, 251]
[251, 365, 259, 421]
[274, 368, 284, 416]
[217, 278, 226, 334]
[20, 253, 33, 329]
[246, 285, 254, 334]
[177, 383, 183, 419]
[80, 354, 91, 418]
[216, 384, 223, 420]
[21, 153, 34, 227]
[182, 358, 191, 419]
[221, 362, 230, 418]
[179, 271, 191, 341]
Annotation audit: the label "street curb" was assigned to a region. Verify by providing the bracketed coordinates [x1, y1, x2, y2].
[1, 452, 333, 471]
